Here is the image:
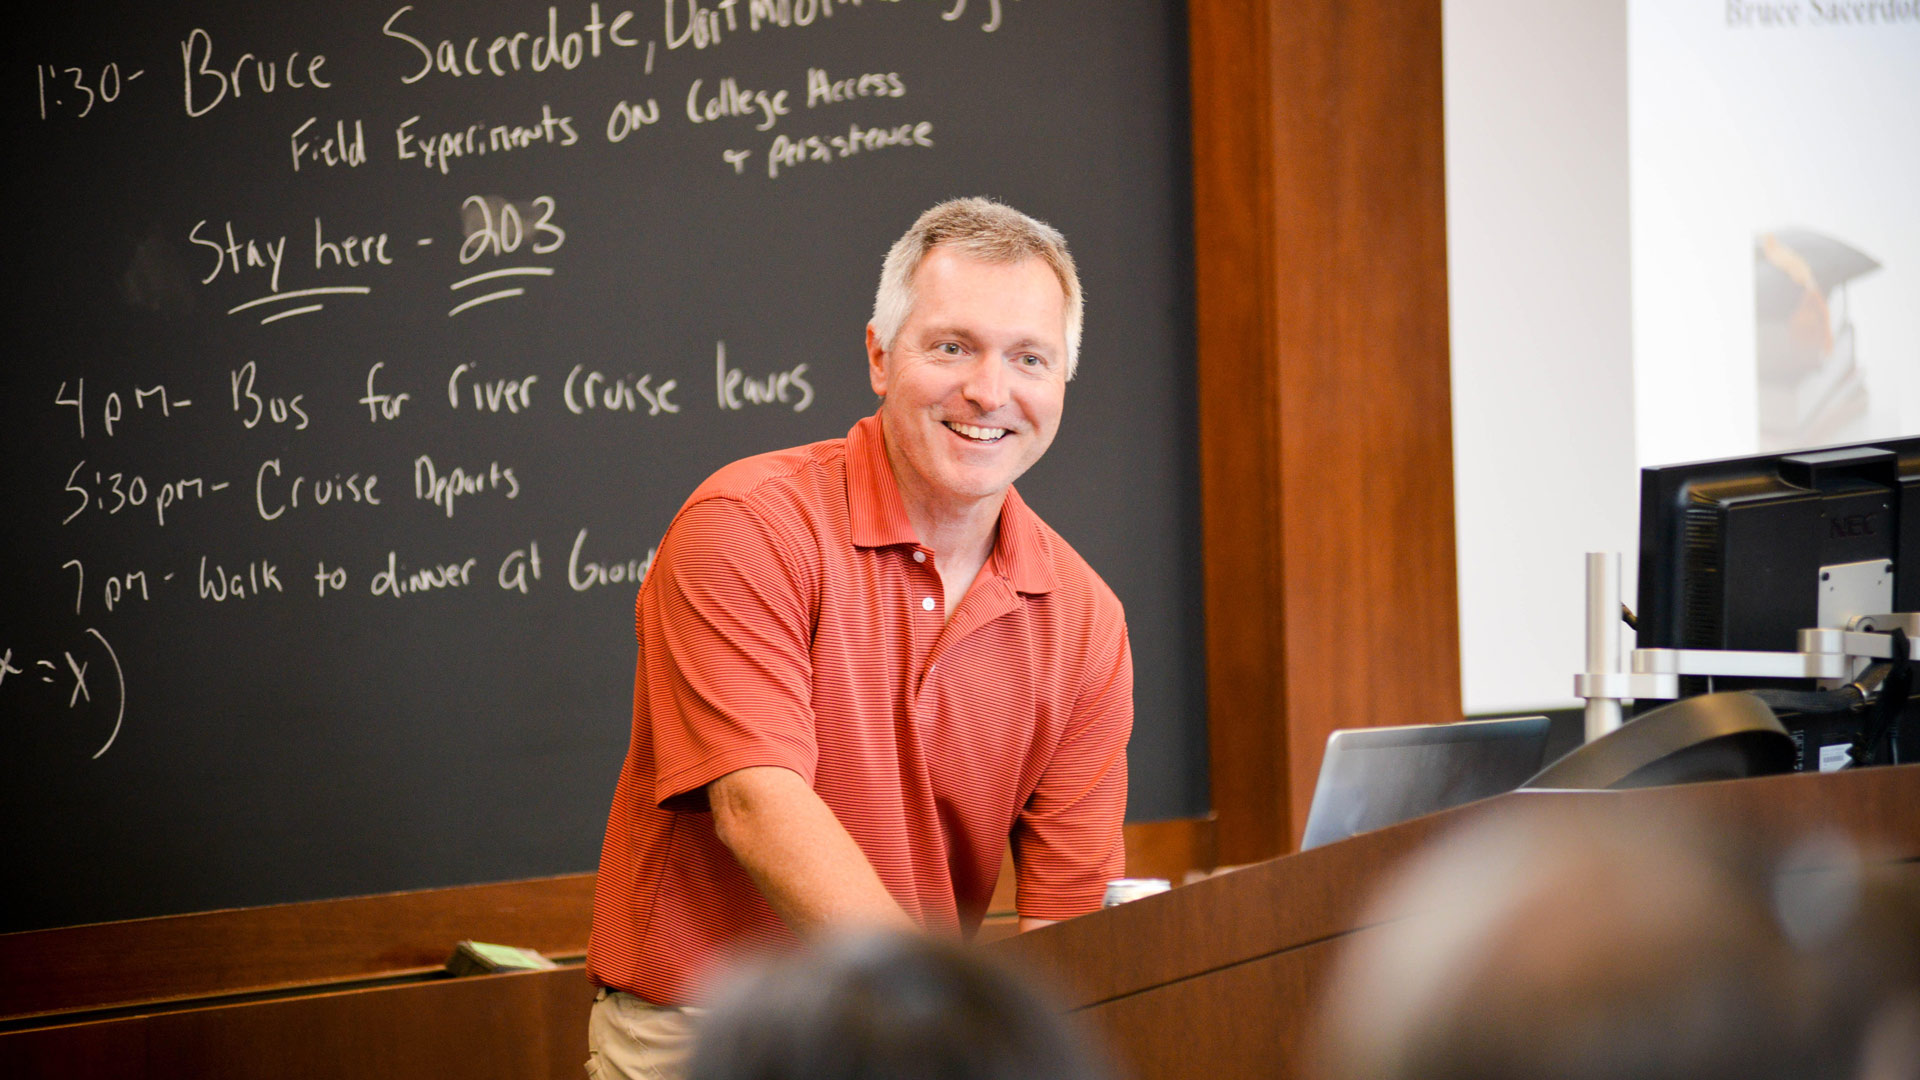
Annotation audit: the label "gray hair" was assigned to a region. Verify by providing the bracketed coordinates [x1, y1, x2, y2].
[871, 197, 1084, 379]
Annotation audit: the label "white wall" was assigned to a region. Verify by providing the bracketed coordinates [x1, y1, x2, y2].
[1447, 1, 1920, 714]
[1445, 0, 1639, 713]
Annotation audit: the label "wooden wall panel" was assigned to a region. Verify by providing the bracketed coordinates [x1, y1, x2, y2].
[1190, 0, 1460, 864]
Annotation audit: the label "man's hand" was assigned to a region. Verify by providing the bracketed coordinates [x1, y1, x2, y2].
[708, 766, 916, 938]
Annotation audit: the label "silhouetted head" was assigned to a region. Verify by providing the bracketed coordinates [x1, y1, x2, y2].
[1315, 806, 1850, 1080]
[689, 931, 1111, 1080]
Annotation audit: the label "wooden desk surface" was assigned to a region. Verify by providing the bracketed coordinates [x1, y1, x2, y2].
[991, 765, 1920, 1079]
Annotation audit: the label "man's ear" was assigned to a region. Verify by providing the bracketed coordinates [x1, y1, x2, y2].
[865, 324, 889, 397]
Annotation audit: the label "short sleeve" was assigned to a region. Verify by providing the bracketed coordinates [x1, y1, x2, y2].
[642, 497, 818, 812]
[1011, 618, 1132, 919]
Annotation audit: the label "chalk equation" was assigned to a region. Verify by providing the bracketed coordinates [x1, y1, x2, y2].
[0, 629, 126, 760]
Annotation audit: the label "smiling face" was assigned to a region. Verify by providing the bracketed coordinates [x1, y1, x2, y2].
[867, 246, 1069, 528]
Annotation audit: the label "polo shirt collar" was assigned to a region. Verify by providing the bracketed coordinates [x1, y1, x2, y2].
[846, 412, 1057, 597]
[991, 485, 1058, 596]
[847, 413, 919, 548]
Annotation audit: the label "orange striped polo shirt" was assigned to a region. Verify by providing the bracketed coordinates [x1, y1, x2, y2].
[586, 413, 1131, 1005]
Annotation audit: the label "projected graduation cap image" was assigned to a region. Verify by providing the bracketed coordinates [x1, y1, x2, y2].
[1756, 228, 1882, 452]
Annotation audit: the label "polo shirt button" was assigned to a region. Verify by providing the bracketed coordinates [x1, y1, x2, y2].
[921, 596, 935, 612]
[913, 551, 926, 563]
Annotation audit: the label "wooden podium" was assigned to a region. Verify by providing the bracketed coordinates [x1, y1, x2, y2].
[5, 766, 1914, 1079]
[992, 765, 1920, 1080]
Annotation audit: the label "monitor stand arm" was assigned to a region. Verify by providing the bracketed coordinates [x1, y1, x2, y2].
[1572, 550, 1920, 745]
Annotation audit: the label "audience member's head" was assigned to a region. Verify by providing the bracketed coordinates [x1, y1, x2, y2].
[688, 931, 1113, 1080]
[1313, 805, 1879, 1080]
[1783, 845, 1920, 1080]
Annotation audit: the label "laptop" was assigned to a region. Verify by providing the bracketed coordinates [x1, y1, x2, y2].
[1299, 716, 1552, 850]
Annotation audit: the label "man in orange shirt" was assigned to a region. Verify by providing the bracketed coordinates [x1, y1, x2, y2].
[586, 198, 1133, 1080]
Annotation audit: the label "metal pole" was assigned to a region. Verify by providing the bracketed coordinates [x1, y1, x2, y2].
[1584, 552, 1624, 742]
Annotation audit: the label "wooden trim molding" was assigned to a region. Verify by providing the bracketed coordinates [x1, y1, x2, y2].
[0, 874, 594, 1024]
[1189, 0, 1460, 864]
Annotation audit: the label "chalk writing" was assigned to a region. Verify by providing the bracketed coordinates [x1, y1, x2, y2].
[805, 67, 905, 107]
[55, 380, 191, 439]
[61, 559, 159, 616]
[396, 106, 580, 175]
[198, 556, 284, 602]
[181, 28, 330, 118]
[192, 220, 287, 293]
[686, 76, 790, 130]
[567, 528, 655, 591]
[227, 285, 373, 325]
[413, 455, 521, 517]
[315, 218, 394, 270]
[0, 629, 127, 759]
[449, 197, 564, 314]
[447, 363, 538, 412]
[230, 362, 310, 431]
[941, 0, 1008, 33]
[563, 365, 680, 415]
[64, 463, 229, 527]
[715, 342, 815, 410]
[606, 97, 663, 141]
[459, 196, 567, 263]
[290, 118, 368, 172]
[254, 460, 380, 521]
[370, 550, 480, 597]
[662, 0, 1015, 54]
[766, 120, 933, 178]
[498, 542, 544, 593]
[361, 363, 411, 422]
[382, 4, 641, 84]
[314, 562, 350, 596]
[37, 62, 144, 120]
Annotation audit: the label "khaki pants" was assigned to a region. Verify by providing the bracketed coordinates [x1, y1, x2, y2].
[587, 988, 702, 1080]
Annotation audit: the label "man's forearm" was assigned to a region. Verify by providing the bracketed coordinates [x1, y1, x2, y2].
[708, 766, 916, 937]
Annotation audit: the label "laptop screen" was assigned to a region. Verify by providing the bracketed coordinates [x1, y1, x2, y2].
[1299, 716, 1551, 850]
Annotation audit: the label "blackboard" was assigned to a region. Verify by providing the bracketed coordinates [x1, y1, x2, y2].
[2, 0, 1201, 934]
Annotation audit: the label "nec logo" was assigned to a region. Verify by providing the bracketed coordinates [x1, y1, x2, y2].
[1829, 513, 1879, 538]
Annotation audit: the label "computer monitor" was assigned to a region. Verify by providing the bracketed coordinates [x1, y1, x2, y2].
[1635, 435, 1920, 769]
